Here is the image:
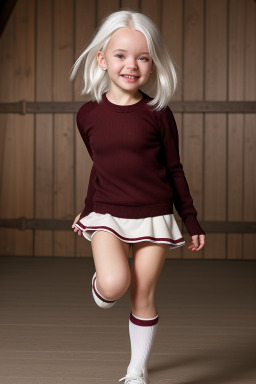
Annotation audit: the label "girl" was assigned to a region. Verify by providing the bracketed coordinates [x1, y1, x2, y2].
[70, 10, 205, 384]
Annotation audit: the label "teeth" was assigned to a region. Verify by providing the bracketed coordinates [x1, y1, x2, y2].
[123, 75, 137, 79]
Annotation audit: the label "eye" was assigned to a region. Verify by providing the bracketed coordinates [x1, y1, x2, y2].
[115, 54, 149, 61]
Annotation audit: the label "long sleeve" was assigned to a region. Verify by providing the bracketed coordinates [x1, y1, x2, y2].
[158, 106, 205, 236]
[76, 109, 96, 219]
[76, 109, 94, 160]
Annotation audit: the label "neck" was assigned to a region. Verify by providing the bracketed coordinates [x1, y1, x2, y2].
[106, 89, 142, 106]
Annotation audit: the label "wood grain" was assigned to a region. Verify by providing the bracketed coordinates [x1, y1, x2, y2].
[35, 0, 53, 256]
[243, 0, 256, 259]
[204, 0, 227, 259]
[0, 0, 35, 256]
[52, 0, 75, 257]
[183, 0, 204, 259]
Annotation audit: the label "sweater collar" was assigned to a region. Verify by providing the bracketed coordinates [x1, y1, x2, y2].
[102, 90, 147, 112]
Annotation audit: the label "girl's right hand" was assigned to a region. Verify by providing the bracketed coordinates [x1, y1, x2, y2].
[72, 213, 82, 236]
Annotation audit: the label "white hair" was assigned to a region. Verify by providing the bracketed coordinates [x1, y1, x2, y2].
[70, 10, 178, 111]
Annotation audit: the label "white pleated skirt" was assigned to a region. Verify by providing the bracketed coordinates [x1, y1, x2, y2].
[75, 211, 185, 251]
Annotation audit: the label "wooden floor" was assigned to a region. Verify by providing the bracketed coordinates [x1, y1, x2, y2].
[0, 256, 255, 384]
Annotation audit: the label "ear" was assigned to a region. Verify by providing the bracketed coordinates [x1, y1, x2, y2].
[97, 51, 107, 70]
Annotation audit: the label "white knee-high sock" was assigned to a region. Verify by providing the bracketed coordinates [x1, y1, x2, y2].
[127, 312, 159, 377]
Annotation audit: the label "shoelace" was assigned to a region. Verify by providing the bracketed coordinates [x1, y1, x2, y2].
[119, 373, 146, 384]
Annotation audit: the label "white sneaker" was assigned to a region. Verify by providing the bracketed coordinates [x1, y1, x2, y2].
[91, 272, 117, 309]
[119, 367, 150, 384]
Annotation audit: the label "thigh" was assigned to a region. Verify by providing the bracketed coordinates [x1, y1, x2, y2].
[130, 241, 169, 300]
[91, 230, 131, 284]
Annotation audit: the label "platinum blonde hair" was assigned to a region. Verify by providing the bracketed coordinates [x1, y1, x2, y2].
[70, 10, 178, 111]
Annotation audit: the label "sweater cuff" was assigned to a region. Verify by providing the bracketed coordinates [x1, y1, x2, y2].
[182, 214, 206, 236]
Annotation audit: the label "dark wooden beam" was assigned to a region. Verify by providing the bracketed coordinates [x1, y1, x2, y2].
[0, 218, 255, 233]
[0, 0, 17, 37]
[0, 100, 256, 114]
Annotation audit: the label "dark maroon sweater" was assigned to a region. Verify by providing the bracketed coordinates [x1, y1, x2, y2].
[76, 89, 205, 236]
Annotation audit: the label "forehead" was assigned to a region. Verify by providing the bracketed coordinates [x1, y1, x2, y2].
[107, 28, 149, 51]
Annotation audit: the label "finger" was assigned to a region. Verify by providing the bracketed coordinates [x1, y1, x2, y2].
[74, 229, 82, 236]
[192, 239, 201, 251]
[194, 237, 205, 251]
[191, 237, 199, 250]
[194, 244, 203, 251]
[188, 242, 196, 249]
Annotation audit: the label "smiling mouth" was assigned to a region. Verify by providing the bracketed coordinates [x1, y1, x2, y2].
[121, 75, 140, 79]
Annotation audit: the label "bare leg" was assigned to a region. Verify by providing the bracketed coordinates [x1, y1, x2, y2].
[130, 241, 169, 318]
[91, 230, 131, 301]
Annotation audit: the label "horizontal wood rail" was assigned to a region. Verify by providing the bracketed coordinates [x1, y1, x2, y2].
[0, 218, 255, 233]
[0, 101, 256, 114]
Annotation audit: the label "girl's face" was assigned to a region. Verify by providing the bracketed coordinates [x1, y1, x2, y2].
[97, 28, 153, 94]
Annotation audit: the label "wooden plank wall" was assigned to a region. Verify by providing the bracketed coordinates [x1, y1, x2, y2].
[0, 0, 255, 259]
[0, 0, 35, 256]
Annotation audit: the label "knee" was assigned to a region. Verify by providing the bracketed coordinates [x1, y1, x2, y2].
[130, 286, 155, 308]
[97, 271, 131, 300]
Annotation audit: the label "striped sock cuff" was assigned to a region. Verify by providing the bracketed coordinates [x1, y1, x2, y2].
[92, 275, 116, 304]
[130, 312, 159, 326]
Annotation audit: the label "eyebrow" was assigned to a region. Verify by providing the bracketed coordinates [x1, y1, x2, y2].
[112, 49, 150, 55]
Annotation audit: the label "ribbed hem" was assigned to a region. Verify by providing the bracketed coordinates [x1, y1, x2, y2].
[90, 201, 173, 219]
[183, 214, 206, 236]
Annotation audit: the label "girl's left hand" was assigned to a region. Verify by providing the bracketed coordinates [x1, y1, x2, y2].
[188, 234, 205, 251]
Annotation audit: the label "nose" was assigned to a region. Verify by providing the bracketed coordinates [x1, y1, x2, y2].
[126, 58, 138, 70]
